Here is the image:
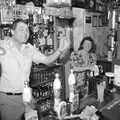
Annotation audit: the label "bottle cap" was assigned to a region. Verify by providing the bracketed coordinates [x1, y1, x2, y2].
[70, 69, 73, 73]
[68, 69, 75, 85]
[56, 73, 59, 78]
[24, 81, 29, 86]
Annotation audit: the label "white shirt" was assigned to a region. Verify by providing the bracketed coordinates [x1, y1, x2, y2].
[0, 37, 46, 93]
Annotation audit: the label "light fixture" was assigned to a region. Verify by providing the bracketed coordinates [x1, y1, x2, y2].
[46, 0, 71, 8]
[25, 2, 35, 14]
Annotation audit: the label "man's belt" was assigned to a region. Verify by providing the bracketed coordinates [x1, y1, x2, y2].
[6, 92, 22, 95]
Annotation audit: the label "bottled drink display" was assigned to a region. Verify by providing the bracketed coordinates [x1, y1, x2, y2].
[68, 69, 75, 103]
[53, 73, 61, 118]
[68, 69, 78, 113]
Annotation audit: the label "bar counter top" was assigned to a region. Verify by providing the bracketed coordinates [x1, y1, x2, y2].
[97, 57, 120, 65]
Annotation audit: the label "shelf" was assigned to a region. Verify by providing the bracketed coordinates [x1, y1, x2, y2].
[30, 80, 54, 88]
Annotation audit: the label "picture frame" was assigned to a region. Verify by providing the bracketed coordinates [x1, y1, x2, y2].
[98, 15, 103, 27]
[92, 15, 107, 27]
[92, 15, 98, 27]
[85, 16, 92, 24]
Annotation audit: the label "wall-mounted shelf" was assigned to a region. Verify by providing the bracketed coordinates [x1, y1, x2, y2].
[72, 0, 107, 13]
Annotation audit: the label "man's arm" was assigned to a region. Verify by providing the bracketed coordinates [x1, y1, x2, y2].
[32, 48, 63, 65]
[32, 38, 70, 65]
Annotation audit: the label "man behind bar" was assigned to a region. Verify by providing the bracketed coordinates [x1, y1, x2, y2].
[0, 19, 70, 120]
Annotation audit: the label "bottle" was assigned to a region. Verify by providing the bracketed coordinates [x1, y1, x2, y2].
[107, 50, 112, 61]
[53, 73, 61, 98]
[68, 69, 76, 103]
[53, 73, 61, 118]
[25, 107, 38, 120]
[23, 81, 32, 103]
[24, 106, 38, 120]
[94, 65, 99, 76]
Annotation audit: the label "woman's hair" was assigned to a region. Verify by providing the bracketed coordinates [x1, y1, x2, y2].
[78, 36, 96, 53]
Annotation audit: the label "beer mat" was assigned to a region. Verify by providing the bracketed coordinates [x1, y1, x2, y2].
[100, 97, 120, 120]
[100, 93, 120, 111]
[112, 59, 120, 65]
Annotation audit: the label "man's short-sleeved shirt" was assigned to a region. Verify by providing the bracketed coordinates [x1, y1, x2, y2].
[0, 37, 46, 93]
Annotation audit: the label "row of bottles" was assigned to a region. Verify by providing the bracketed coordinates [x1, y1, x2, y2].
[53, 66, 100, 117]
[28, 8, 55, 55]
[32, 27, 54, 55]
[23, 67, 101, 119]
[24, 70, 75, 118]
[29, 13, 55, 55]
[23, 69, 78, 118]
[24, 66, 100, 111]
[32, 83, 53, 101]
[31, 69, 55, 84]
[53, 69, 77, 117]
[28, 13, 54, 26]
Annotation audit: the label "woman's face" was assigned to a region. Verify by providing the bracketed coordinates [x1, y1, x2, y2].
[83, 40, 92, 52]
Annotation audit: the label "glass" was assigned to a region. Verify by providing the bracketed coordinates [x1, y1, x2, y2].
[97, 81, 106, 103]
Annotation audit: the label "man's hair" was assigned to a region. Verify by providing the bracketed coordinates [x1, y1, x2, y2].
[12, 19, 28, 30]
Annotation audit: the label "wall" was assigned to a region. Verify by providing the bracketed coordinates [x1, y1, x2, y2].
[65, 8, 85, 99]
[72, 8, 109, 57]
[83, 11, 109, 58]
[72, 8, 84, 51]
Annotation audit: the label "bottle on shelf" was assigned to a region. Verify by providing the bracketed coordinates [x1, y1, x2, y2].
[53, 73, 61, 118]
[68, 69, 76, 113]
[68, 69, 75, 103]
[107, 50, 112, 61]
[23, 81, 32, 103]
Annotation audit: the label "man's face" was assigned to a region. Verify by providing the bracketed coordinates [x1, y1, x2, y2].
[107, 36, 113, 47]
[14, 22, 29, 43]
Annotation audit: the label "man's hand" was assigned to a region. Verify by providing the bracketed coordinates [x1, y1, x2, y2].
[59, 37, 70, 52]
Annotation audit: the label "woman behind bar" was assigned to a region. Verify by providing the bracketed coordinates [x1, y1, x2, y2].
[0, 19, 70, 120]
[70, 36, 97, 97]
